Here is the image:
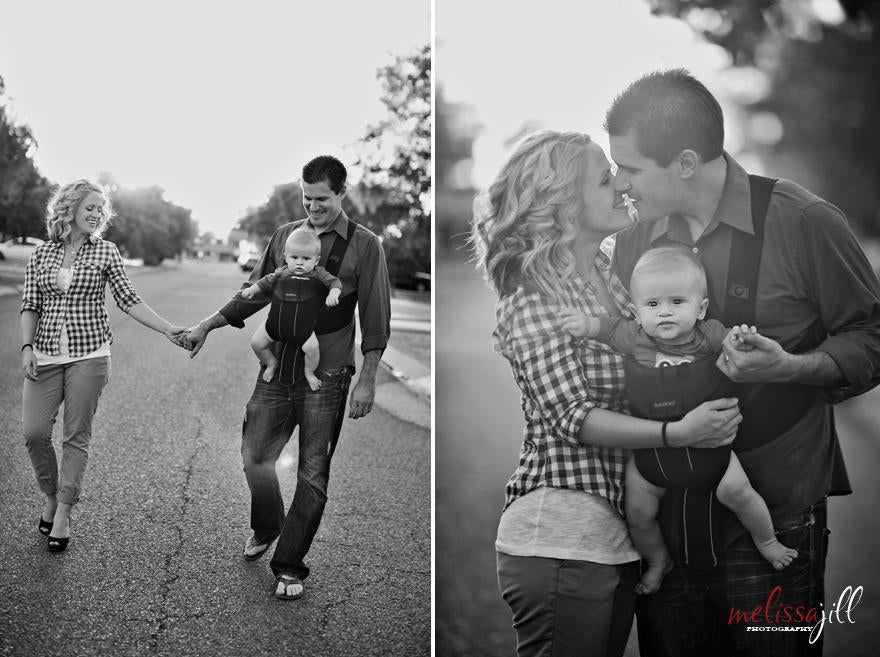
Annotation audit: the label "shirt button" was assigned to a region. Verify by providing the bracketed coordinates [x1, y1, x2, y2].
[692, 247, 699, 254]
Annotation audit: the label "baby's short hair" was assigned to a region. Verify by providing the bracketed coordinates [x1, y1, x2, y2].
[285, 227, 321, 255]
[631, 246, 708, 297]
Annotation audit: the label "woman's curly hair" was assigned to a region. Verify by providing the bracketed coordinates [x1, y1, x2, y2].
[471, 130, 592, 299]
[46, 179, 113, 242]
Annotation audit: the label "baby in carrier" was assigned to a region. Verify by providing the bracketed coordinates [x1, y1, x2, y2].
[241, 228, 341, 390]
[563, 246, 797, 595]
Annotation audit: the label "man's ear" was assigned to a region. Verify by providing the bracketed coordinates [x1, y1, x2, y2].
[698, 297, 709, 320]
[678, 149, 699, 179]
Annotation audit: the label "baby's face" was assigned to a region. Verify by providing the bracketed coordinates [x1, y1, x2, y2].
[285, 245, 319, 275]
[630, 269, 708, 344]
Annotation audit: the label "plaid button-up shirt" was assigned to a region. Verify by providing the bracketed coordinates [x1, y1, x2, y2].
[21, 237, 143, 356]
[493, 247, 634, 515]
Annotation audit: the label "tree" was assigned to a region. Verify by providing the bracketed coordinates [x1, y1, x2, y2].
[0, 75, 51, 239]
[355, 43, 431, 281]
[102, 177, 197, 265]
[649, 0, 880, 235]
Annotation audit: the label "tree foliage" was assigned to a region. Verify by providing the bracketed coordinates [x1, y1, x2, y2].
[0, 75, 52, 239]
[356, 43, 431, 280]
[102, 176, 197, 265]
[649, 0, 880, 234]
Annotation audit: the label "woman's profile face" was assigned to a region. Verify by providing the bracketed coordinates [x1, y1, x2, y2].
[578, 141, 633, 237]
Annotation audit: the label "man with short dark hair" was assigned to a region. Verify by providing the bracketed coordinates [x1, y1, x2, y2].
[606, 69, 880, 655]
[185, 154, 391, 600]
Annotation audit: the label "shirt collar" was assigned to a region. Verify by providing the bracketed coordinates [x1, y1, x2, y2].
[648, 152, 755, 244]
[307, 211, 350, 238]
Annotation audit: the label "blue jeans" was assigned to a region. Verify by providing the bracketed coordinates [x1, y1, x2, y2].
[240, 366, 352, 579]
[637, 498, 828, 657]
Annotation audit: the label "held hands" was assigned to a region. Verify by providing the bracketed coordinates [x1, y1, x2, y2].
[164, 325, 191, 350]
[670, 397, 742, 448]
[21, 348, 37, 381]
[326, 288, 341, 307]
[183, 324, 209, 358]
[560, 308, 599, 338]
[716, 324, 793, 383]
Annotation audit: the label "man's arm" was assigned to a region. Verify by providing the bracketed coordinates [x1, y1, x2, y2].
[183, 225, 296, 356]
[718, 201, 880, 397]
[349, 231, 392, 418]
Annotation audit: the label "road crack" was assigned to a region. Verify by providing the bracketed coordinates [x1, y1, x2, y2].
[149, 418, 204, 652]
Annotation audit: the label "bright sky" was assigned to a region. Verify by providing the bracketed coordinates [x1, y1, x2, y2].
[0, 1, 429, 237]
[436, 0, 735, 188]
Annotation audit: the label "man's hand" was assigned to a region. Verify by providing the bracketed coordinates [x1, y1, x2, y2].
[348, 377, 375, 419]
[185, 324, 210, 358]
[717, 328, 793, 382]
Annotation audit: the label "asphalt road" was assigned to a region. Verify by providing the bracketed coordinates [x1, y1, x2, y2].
[436, 252, 880, 657]
[0, 261, 430, 657]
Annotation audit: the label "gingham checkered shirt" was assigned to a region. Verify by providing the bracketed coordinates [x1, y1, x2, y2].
[492, 246, 634, 515]
[21, 237, 143, 356]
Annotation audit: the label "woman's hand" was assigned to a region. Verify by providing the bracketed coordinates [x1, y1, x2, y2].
[163, 325, 191, 350]
[21, 348, 38, 381]
[668, 397, 742, 448]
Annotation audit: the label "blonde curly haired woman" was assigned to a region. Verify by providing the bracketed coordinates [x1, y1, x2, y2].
[20, 179, 186, 552]
[471, 131, 742, 657]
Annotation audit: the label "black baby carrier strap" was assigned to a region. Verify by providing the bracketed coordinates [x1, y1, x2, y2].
[276, 219, 357, 385]
[315, 220, 358, 335]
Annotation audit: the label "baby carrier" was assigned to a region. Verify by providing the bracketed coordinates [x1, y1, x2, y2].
[273, 221, 358, 385]
[627, 175, 832, 569]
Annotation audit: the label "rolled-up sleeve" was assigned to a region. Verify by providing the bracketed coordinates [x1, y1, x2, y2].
[357, 234, 391, 354]
[800, 202, 880, 402]
[106, 243, 143, 312]
[20, 248, 43, 314]
[504, 298, 597, 447]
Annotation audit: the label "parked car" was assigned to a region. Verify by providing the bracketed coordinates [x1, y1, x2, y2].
[0, 237, 45, 263]
[237, 249, 260, 272]
[393, 271, 431, 292]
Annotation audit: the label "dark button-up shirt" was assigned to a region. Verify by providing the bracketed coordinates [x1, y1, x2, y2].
[219, 212, 391, 371]
[612, 154, 880, 528]
[21, 237, 143, 356]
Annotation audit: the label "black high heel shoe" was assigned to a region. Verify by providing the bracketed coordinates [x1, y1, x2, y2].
[47, 535, 70, 552]
[47, 519, 71, 552]
[38, 518, 53, 536]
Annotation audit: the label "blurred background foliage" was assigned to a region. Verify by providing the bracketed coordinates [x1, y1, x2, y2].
[648, 0, 880, 236]
[436, 0, 880, 256]
[0, 42, 430, 277]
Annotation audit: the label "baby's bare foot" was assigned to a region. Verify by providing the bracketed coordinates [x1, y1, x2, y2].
[635, 555, 673, 595]
[756, 537, 798, 570]
[305, 372, 322, 391]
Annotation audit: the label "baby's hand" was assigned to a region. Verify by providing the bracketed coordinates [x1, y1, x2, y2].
[326, 288, 341, 307]
[241, 284, 260, 300]
[728, 324, 758, 352]
[560, 308, 594, 338]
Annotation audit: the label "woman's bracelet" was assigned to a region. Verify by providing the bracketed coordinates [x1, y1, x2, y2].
[21, 343, 33, 352]
[661, 421, 670, 448]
